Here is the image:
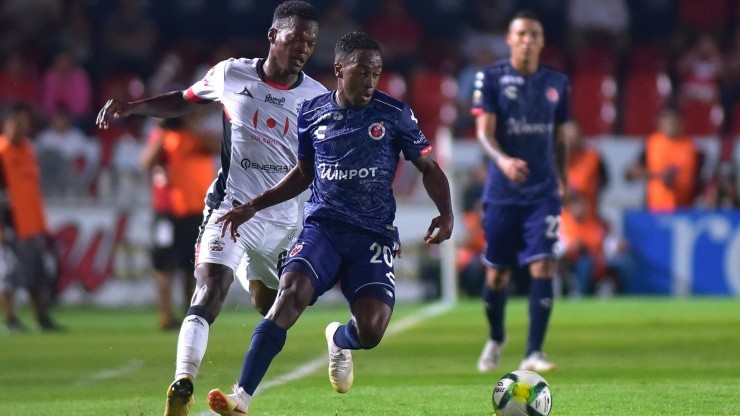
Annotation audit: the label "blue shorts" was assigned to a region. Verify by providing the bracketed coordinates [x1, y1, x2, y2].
[281, 219, 397, 308]
[481, 196, 561, 268]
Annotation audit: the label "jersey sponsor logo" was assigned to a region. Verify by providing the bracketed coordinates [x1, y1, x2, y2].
[249, 134, 280, 146]
[506, 117, 554, 136]
[209, 238, 225, 252]
[318, 163, 379, 181]
[500, 74, 525, 85]
[368, 122, 386, 140]
[318, 111, 344, 122]
[264, 93, 285, 107]
[413, 133, 428, 145]
[504, 85, 517, 100]
[289, 242, 304, 257]
[315, 125, 328, 140]
[240, 158, 291, 173]
[252, 110, 290, 137]
[546, 87, 559, 103]
[237, 86, 253, 97]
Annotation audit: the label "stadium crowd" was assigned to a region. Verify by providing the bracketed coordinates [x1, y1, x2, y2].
[0, 0, 739, 302]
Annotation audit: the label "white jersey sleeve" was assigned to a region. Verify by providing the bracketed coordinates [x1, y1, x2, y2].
[185, 59, 229, 103]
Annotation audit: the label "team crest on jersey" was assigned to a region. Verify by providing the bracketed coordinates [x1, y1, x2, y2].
[546, 87, 559, 103]
[504, 85, 518, 100]
[289, 242, 304, 257]
[472, 90, 482, 106]
[368, 122, 386, 140]
[209, 238, 225, 252]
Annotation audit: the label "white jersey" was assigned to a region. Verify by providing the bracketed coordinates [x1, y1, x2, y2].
[185, 58, 327, 226]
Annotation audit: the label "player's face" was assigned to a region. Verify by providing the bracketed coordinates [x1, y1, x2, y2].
[336, 49, 383, 108]
[507, 18, 544, 64]
[270, 17, 319, 74]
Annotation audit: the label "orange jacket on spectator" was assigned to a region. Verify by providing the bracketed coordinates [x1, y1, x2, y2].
[154, 127, 215, 217]
[645, 131, 698, 211]
[560, 208, 607, 277]
[567, 147, 604, 218]
[0, 135, 47, 238]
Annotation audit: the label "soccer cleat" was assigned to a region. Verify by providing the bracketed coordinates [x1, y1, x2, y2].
[164, 377, 194, 416]
[4, 318, 28, 334]
[207, 385, 250, 415]
[519, 351, 557, 372]
[477, 339, 504, 372]
[325, 321, 354, 393]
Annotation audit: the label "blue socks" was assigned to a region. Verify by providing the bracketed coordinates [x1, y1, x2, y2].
[482, 284, 507, 343]
[527, 278, 554, 355]
[238, 319, 286, 395]
[333, 319, 364, 350]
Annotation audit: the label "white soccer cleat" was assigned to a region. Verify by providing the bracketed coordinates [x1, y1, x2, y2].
[477, 340, 504, 372]
[207, 385, 251, 416]
[519, 351, 557, 373]
[325, 321, 354, 393]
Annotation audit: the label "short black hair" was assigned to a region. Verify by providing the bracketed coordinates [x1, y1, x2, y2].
[509, 9, 541, 25]
[334, 31, 381, 62]
[273, 1, 318, 24]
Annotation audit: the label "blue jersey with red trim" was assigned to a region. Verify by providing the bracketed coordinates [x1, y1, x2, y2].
[297, 90, 432, 242]
[472, 59, 570, 204]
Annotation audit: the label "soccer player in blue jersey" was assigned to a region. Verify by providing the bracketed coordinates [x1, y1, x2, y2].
[472, 10, 570, 373]
[206, 31, 453, 415]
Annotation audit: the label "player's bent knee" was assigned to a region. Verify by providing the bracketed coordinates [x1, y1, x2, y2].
[356, 325, 384, 349]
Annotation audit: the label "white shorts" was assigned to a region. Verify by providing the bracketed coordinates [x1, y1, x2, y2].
[196, 205, 298, 291]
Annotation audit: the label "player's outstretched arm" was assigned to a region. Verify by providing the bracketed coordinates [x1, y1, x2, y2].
[96, 91, 194, 130]
[216, 160, 315, 241]
[412, 155, 454, 244]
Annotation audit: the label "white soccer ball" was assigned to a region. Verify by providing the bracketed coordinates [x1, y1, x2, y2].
[492, 370, 552, 416]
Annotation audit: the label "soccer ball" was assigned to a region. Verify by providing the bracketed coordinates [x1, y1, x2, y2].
[492, 370, 552, 416]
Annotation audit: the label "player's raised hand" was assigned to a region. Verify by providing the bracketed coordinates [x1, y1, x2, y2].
[498, 156, 529, 183]
[215, 202, 257, 242]
[96, 99, 133, 130]
[423, 212, 454, 244]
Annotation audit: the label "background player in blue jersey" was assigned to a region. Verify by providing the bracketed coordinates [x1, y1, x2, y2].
[472, 10, 570, 373]
[206, 32, 453, 415]
[96, 2, 324, 415]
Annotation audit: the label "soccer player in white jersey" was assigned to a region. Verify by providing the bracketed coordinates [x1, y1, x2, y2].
[95, 2, 326, 415]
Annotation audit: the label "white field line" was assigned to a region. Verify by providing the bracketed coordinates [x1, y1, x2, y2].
[257, 300, 454, 393]
[73, 359, 145, 387]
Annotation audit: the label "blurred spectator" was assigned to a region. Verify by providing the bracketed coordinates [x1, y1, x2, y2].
[139, 110, 218, 330]
[676, 33, 725, 104]
[0, 103, 60, 333]
[456, 160, 487, 297]
[35, 108, 100, 199]
[98, 0, 158, 78]
[54, 0, 94, 66]
[568, 0, 630, 53]
[0, 0, 62, 54]
[700, 159, 740, 209]
[677, 0, 731, 38]
[625, 107, 701, 212]
[366, 0, 423, 76]
[0, 51, 41, 111]
[563, 121, 608, 218]
[557, 192, 629, 297]
[460, 0, 514, 63]
[454, 46, 496, 139]
[41, 49, 93, 130]
[626, 0, 678, 45]
[721, 27, 740, 136]
[147, 51, 188, 96]
[309, 1, 361, 76]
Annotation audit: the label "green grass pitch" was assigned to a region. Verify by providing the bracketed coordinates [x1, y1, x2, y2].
[1, 297, 739, 415]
